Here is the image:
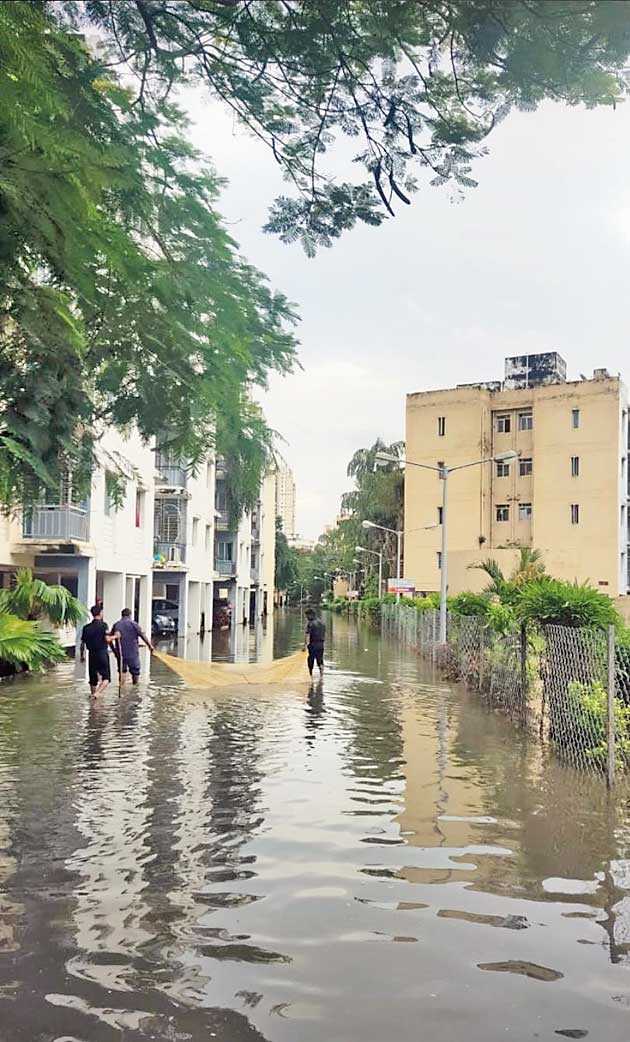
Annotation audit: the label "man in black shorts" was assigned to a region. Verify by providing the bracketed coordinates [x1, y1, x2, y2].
[80, 605, 115, 697]
[304, 608, 325, 677]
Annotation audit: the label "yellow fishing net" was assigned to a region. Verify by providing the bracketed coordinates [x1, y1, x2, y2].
[153, 649, 309, 690]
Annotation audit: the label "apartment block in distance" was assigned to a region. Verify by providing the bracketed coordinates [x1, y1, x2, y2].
[275, 461, 296, 540]
[404, 353, 629, 598]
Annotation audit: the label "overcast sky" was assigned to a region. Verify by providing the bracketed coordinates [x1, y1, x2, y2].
[185, 94, 630, 539]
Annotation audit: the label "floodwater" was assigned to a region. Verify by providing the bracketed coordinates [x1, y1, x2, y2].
[2, 614, 630, 1041]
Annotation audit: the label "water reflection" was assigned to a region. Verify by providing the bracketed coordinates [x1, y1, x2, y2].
[2, 613, 630, 1040]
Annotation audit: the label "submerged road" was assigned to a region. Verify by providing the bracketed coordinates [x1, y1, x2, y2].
[1, 611, 630, 1041]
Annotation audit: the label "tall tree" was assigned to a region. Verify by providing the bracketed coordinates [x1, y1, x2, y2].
[60, 0, 630, 252]
[0, 2, 297, 507]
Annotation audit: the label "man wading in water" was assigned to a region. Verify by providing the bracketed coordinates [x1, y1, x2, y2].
[111, 608, 154, 686]
[304, 608, 325, 678]
[80, 605, 117, 697]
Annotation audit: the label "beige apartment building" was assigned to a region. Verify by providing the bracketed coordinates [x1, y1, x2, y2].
[404, 353, 629, 598]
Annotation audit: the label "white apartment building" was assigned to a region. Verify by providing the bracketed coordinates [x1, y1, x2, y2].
[275, 461, 296, 539]
[0, 437, 277, 650]
[213, 462, 276, 625]
[0, 428, 155, 643]
[152, 448, 216, 635]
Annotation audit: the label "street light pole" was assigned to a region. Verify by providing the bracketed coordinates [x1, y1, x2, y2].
[362, 519, 403, 599]
[355, 546, 383, 598]
[439, 463, 448, 646]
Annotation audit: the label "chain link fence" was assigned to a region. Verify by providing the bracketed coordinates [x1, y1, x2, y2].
[381, 603, 630, 786]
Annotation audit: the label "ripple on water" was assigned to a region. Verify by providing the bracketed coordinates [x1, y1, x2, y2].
[2, 613, 630, 1042]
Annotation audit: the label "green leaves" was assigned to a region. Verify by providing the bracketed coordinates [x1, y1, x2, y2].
[68, 0, 630, 250]
[0, 569, 88, 626]
[0, 612, 67, 671]
[0, 3, 297, 510]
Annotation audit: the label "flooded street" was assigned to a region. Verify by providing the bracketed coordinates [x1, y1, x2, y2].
[2, 612, 630, 1041]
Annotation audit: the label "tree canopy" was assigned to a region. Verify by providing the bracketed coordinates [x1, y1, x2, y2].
[59, 0, 630, 253]
[0, 1, 297, 508]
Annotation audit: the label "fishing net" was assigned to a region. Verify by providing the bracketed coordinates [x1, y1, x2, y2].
[153, 649, 309, 690]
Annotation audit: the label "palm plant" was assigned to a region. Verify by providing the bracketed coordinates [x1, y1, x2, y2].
[0, 568, 86, 626]
[0, 613, 67, 671]
[469, 547, 546, 602]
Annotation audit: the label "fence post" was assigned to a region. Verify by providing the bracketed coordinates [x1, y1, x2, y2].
[607, 624, 616, 790]
[520, 622, 528, 725]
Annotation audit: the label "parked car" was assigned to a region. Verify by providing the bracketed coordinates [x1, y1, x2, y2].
[152, 598, 179, 634]
[152, 610, 177, 635]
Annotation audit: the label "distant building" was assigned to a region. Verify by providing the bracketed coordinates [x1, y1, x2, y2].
[404, 353, 629, 598]
[275, 462, 296, 539]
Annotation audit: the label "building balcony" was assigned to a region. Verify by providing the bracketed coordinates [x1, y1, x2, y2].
[155, 452, 187, 488]
[22, 505, 89, 542]
[215, 457, 227, 480]
[215, 508, 230, 531]
[215, 559, 236, 577]
[153, 541, 187, 567]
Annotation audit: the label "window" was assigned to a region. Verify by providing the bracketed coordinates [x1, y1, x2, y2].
[496, 414, 511, 434]
[437, 416, 446, 437]
[519, 458, 533, 477]
[217, 540, 233, 561]
[571, 455, 580, 477]
[572, 408, 580, 429]
[496, 504, 509, 522]
[104, 472, 115, 517]
[571, 503, 580, 525]
[496, 461, 510, 478]
[437, 505, 443, 525]
[437, 551, 442, 570]
[192, 516, 199, 544]
[135, 488, 144, 528]
[205, 524, 212, 551]
[518, 411, 533, 431]
[519, 503, 532, 521]
[206, 460, 213, 488]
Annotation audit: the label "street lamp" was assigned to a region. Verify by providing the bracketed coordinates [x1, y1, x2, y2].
[376, 448, 519, 643]
[362, 519, 403, 599]
[355, 545, 383, 598]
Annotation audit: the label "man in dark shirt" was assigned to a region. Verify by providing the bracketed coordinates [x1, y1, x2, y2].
[111, 608, 154, 685]
[304, 608, 326, 677]
[80, 605, 115, 697]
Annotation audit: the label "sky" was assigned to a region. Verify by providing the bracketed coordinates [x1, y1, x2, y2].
[185, 93, 630, 540]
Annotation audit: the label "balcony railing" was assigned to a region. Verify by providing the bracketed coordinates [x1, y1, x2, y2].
[22, 505, 89, 541]
[215, 559, 236, 576]
[155, 463, 187, 488]
[153, 541, 187, 566]
[215, 508, 230, 531]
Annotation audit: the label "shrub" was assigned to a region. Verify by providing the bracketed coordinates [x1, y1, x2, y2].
[517, 578, 621, 630]
[557, 680, 630, 769]
[449, 591, 491, 617]
[0, 612, 67, 675]
[358, 596, 382, 622]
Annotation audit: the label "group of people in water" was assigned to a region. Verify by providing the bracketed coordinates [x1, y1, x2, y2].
[80, 604, 154, 697]
[79, 603, 326, 697]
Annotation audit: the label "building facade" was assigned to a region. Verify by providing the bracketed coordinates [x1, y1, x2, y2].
[404, 354, 629, 597]
[152, 448, 216, 637]
[0, 434, 277, 649]
[275, 461, 296, 539]
[0, 428, 156, 644]
[213, 462, 276, 626]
